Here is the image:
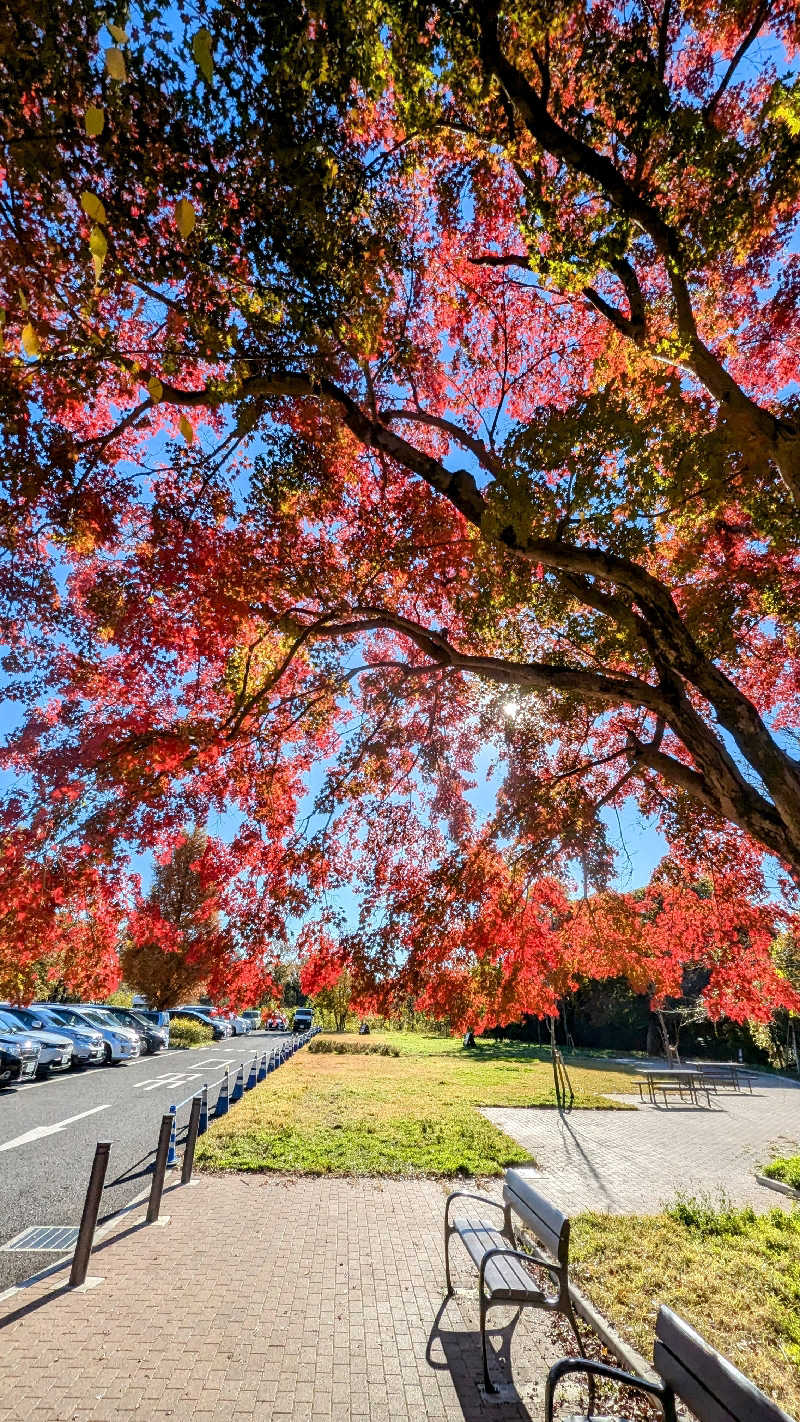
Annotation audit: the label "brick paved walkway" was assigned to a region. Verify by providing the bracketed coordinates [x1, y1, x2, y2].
[0, 1175, 588, 1422]
[484, 1072, 800, 1215]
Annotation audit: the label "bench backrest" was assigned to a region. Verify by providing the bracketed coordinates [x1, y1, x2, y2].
[503, 1170, 570, 1268]
[654, 1307, 793, 1422]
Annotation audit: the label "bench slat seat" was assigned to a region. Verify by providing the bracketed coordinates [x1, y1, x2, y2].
[451, 1215, 555, 1300]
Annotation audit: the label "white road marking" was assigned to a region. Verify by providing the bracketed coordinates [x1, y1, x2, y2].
[0, 1104, 109, 1154]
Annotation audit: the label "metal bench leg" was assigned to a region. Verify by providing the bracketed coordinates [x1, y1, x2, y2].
[480, 1291, 497, 1394]
[564, 1300, 595, 1410]
[444, 1222, 454, 1296]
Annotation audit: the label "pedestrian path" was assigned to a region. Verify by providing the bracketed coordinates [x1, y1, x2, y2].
[0, 1175, 585, 1422]
[483, 1072, 800, 1215]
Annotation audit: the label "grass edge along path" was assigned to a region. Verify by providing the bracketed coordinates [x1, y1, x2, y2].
[763, 1154, 800, 1191]
[571, 1198, 800, 1415]
[196, 1030, 634, 1179]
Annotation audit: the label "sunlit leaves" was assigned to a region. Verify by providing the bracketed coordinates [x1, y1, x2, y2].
[84, 106, 105, 136]
[81, 191, 107, 225]
[178, 413, 194, 443]
[20, 322, 40, 358]
[104, 46, 127, 81]
[174, 198, 196, 238]
[147, 376, 164, 402]
[89, 225, 107, 280]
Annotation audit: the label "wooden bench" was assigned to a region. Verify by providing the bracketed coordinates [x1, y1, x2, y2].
[546, 1303, 792, 1422]
[444, 1170, 586, 1394]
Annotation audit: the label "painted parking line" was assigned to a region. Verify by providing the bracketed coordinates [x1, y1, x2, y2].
[0, 1104, 110, 1154]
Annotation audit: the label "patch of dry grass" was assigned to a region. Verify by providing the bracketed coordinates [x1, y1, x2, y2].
[571, 1200, 800, 1414]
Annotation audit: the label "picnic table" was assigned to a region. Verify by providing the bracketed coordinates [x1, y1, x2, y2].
[635, 1067, 712, 1107]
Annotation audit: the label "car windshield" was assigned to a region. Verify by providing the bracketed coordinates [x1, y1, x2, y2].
[82, 1008, 118, 1028]
[7, 1009, 43, 1029]
[0, 1011, 24, 1034]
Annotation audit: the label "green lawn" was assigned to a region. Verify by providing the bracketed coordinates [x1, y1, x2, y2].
[195, 1030, 634, 1177]
[571, 1199, 800, 1414]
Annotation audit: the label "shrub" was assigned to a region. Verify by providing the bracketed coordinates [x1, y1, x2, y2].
[170, 1016, 214, 1047]
[762, 1154, 800, 1190]
[308, 1039, 400, 1057]
[667, 1194, 758, 1237]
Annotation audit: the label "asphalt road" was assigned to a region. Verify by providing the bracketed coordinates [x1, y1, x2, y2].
[0, 1030, 291, 1292]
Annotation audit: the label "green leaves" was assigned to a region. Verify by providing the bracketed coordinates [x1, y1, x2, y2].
[105, 47, 127, 81]
[192, 27, 214, 83]
[81, 191, 107, 225]
[89, 225, 108, 280]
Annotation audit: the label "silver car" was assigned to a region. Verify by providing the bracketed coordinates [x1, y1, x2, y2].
[7, 1006, 105, 1069]
[42, 1004, 140, 1064]
[0, 1008, 73, 1076]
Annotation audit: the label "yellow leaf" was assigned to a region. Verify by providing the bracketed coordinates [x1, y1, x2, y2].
[192, 27, 214, 82]
[175, 197, 196, 239]
[89, 225, 107, 280]
[84, 106, 105, 136]
[107, 23, 129, 43]
[178, 414, 194, 444]
[21, 322, 41, 358]
[81, 191, 107, 225]
[18, 288, 28, 310]
[147, 376, 164, 403]
[105, 47, 127, 81]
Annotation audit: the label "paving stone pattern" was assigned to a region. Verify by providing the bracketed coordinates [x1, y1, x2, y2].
[484, 1072, 800, 1215]
[0, 1175, 589, 1422]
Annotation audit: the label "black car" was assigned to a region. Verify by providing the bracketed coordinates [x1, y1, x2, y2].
[168, 1008, 227, 1041]
[90, 1004, 167, 1054]
[0, 1044, 24, 1087]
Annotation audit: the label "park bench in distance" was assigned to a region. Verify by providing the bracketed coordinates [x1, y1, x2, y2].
[697, 1062, 755, 1093]
[444, 1169, 586, 1395]
[546, 1303, 793, 1422]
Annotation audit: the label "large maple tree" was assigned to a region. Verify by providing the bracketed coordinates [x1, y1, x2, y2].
[1, 0, 800, 1010]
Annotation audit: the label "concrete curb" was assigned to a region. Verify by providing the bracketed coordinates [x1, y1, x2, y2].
[569, 1282, 657, 1381]
[755, 1173, 800, 1201]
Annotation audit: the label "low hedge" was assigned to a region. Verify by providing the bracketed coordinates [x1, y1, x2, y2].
[170, 1017, 214, 1048]
[308, 1038, 400, 1057]
[762, 1153, 800, 1190]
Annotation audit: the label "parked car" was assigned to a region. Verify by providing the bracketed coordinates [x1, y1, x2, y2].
[0, 1025, 40, 1086]
[2, 1005, 104, 1069]
[292, 1008, 313, 1033]
[169, 1008, 228, 1041]
[0, 1008, 73, 1077]
[131, 1007, 171, 1045]
[179, 1004, 234, 1036]
[40, 1004, 141, 1064]
[241, 1010, 262, 1030]
[264, 1013, 288, 1031]
[89, 1005, 167, 1054]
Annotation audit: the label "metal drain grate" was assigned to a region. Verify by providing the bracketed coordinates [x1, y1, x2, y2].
[2, 1225, 80, 1253]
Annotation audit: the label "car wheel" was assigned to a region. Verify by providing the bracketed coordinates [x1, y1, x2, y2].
[103, 1042, 113, 1064]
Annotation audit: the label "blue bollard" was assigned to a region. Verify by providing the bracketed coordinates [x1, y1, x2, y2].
[199, 1082, 208, 1134]
[246, 1056, 257, 1091]
[166, 1104, 177, 1167]
[217, 1068, 229, 1116]
[231, 1064, 244, 1104]
[257, 1052, 266, 1083]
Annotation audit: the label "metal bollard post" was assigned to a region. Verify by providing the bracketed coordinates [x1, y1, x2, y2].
[147, 1113, 173, 1224]
[217, 1067, 229, 1116]
[181, 1095, 203, 1185]
[257, 1052, 266, 1083]
[246, 1055, 257, 1091]
[166, 1104, 177, 1167]
[231, 1064, 244, 1104]
[69, 1140, 111, 1288]
[199, 1081, 208, 1134]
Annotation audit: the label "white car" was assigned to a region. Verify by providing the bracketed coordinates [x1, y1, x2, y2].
[3, 1005, 104, 1069]
[42, 1005, 140, 1064]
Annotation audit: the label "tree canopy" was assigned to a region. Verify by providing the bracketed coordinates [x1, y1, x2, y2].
[2, 0, 800, 1014]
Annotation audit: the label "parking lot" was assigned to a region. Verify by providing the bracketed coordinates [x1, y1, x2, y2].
[0, 1027, 290, 1294]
